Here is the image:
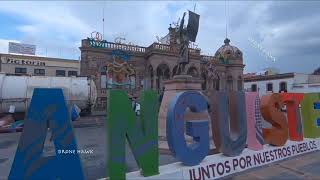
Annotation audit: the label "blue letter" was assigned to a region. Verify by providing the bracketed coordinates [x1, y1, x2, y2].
[167, 91, 209, 166]
[9, 88, 84, 180]
[211, 92, 247, 156]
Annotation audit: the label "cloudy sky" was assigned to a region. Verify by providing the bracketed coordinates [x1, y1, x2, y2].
[0, 1, 319, 74]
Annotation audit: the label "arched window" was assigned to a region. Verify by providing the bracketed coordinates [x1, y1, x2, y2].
[100, 66, 107, 89]
[172, 65, 178, 77]
[210, 72, 220, 91]
[156, 64, 170, 92]
[213, 78, 220, 91]
[187, 67, 199, 77]
[201, 73, 207, 90]
[129, 75, 136, 89]
[279, 82, 287, 92]
[164, 68, 170, 80]
[148, 65, 154, 89]
[227, 76, 233, 91]
[237, 76, 243, 91]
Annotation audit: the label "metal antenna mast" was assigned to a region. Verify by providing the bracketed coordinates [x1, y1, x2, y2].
[102, 1, 105, 40]
[225, 0, 228, 38]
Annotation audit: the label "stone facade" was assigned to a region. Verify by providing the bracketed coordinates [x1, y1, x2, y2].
[80, 27, 245, 110]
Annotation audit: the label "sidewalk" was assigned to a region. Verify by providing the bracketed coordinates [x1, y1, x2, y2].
[72, 115, 105, 128]
[226, 151, 320, 179]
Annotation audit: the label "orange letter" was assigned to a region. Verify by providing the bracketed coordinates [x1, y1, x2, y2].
[280, 93, 304, 141]
[260, 94, 288, 146]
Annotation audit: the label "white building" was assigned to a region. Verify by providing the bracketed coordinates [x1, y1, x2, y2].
[244, 73, 320, 96]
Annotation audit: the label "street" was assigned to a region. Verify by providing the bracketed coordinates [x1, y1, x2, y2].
[0, 116, 177, 180]
[1, 116, 320, 180]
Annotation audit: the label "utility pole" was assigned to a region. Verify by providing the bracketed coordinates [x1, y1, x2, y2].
[225, 0, 228, 38]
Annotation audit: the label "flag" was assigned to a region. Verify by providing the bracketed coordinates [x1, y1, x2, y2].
[187, 10, 200, 42]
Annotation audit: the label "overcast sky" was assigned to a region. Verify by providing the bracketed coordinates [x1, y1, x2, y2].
[0, 1, 319, 74]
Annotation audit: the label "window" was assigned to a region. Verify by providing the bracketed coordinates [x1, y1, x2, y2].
[267, 83, 273, 92]
[101, 74, 107, 89]
[187, 67, 199, 78]
[56, 70, 66, 77]
[213, 79, 220, 91]
[251, 84, 257, 92]
[279, 82, 287, 92]
[68, 71, 78, 76]
[15, 67, 27, 74]
[148, 65, 154, 89]
[34, 69, 45, 76]
[237, 76, 243, 91]
[227, 76, 233, 91]
[130, 75, 136, 89]
[201, 73, 207, 90]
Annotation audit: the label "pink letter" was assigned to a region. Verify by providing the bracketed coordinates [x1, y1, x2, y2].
[245, 92, 264, 150]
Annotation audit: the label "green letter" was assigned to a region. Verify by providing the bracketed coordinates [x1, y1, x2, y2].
[301, 93, 320, 138]
[107, 90, 159, 179]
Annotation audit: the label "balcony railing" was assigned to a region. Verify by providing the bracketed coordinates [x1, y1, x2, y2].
[86, 38, 146, 53]
[146, 42, 201, 55]
[201, 55, 215, 62]
[189, 48, 201, 55]
[146, 43, 171, 53]
[84, 39, 201, 56]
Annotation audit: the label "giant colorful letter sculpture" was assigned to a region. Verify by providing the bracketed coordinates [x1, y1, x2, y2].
[9, 88, 84, 180]
[301, 93, 320, 138]
[260, 93, 288, 146]
[245, 92, 264, 150]
[166, 91, 209, 166]
[107, 90, 159, 179]
[211, 92, 247, 156]
[281, 93, 304, 141]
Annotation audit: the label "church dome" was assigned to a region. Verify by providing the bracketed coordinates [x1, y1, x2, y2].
[215, 38, 243, 63]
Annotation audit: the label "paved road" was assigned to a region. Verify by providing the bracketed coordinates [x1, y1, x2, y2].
[0, 118, 177, 180]
[1, 118, 320, 180]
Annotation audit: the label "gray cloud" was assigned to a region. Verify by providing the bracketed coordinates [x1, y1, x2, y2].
[0, 1, 318, 73]
[264, 1, 320, 26]
[225, 1, 320, 73]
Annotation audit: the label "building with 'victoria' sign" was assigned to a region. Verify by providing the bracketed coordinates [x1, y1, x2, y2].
[0, 53, 80, 77]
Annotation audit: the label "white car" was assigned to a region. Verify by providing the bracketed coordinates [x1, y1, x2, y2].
[131, 100, 140, 116]
[135, 102, 140, 116]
